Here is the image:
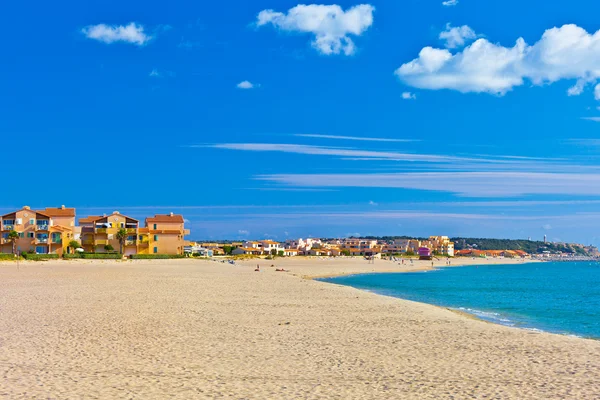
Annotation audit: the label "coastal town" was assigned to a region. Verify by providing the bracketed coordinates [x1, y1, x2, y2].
[2, 205, 597, 261]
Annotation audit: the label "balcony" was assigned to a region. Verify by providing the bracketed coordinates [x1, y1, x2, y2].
[126, 228, 137, 234]
[95, 239, 108, 245]
[82, 239, 95, 246]
[36, 238, 49, 244]
[2, 225, 14, 232]
[125, 240, 137, 246]
[95, 228, 107, 234]
[36, 224, 50, 231]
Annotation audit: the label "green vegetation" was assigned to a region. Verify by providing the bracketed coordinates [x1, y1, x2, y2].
[340, 249, 351, 256]
[8, 230, 19, 254]
[278, 250, 285, 257]
[68, 240, 80, 254]
[65, 253, 122, 259]
[451, 237, 595, 255]
[129, 254, 186, 259]
[104, 244, 114, 252]
[116, 228, 127, 254]
[21, 253, 59, 261]
[0, 253, 17, 261]
[222, 245, 234, 255]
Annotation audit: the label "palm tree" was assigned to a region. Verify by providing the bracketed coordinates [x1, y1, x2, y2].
[8, 230, 19, 256]
[116, 228, 128, 254]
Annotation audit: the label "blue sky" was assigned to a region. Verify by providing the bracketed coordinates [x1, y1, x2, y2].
[3, 0, 600, 244]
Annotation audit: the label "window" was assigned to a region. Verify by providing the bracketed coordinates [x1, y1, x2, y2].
[29, 219, 35, 225]
[120, 223, 124, 228]
[27, 232, 34, 238]
[153, 224, 157, 230]
[153, 247, 158, 254]
[18, 232, 24, 238]
[139, 235, 143, 241]
[154, 235, 158, 241]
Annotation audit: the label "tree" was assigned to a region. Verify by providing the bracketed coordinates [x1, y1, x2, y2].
[8, 230, 19, 255]
[341, 249, 350, 256]
[68, 240, 80, 254]
[278, 250, 285, 257]
[270, 248, 277, 257]
[104, 244, 114, 252]
[116, 228, 128, 254]
[223, 245, 233, 255]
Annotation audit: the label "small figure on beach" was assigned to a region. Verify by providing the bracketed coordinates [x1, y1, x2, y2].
[255, 266, 260, 272]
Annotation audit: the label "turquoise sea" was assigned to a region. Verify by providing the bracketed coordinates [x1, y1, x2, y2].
[319, 262, 600, 339]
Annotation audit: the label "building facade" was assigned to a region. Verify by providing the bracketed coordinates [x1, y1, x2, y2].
[0, 206, 76, 255]
[1, 207, 189, 256]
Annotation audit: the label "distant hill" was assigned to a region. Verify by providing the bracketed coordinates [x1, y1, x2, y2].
[357, 236, 598, 256]
[451, 238, 597, 256]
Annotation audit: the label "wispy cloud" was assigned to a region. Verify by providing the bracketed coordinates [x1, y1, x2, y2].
[581, 117, 600, 122]
[208, 143, 488, 164]
[294, 134, 416, 143]
[257, 171, 600, 197]
[256, 4, 375, 56]
[442, 0, 458, 6]
[82, 23, 151, 45]
[401, 92, 417, 100]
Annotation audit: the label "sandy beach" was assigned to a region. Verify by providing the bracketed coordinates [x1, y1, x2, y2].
[1, 257, 599, 399]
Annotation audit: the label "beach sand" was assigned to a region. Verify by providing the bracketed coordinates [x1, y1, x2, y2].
[1, 257, 599, 399]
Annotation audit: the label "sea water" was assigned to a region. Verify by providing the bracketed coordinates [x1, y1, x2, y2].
[319, 262, 600, 339]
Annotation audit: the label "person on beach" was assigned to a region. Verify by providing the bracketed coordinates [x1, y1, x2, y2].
[255, 266, 260, 272]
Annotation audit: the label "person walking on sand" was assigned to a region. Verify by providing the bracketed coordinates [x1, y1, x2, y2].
[255, 266, 260, 272]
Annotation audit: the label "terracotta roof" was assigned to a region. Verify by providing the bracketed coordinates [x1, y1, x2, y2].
[79, 216, 102, 224]
[40, 207, 76, 217]
[146, 214, 185, 223]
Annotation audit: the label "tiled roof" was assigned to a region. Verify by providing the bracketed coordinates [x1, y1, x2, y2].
[40, 207, 76, 217]
[146, 214, 185, 223]
[79, 216, 102, 224]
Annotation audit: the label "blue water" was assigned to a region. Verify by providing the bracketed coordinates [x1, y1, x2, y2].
[319, 262, 600, 339]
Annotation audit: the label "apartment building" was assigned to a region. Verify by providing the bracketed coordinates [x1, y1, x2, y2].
[79, 211, 143, 255]
[428, 236, 455, 257]
[1, 207, 189, 256]
[146, 213, 190, 255]
[0, 206, 76, 255]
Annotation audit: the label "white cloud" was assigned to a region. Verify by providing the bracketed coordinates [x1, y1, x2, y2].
[208, 143, 484, 163]
[369, 200, 378, 206]
[295, 134, 415, 142]
[238, 229, 250, 235]
[581, 117, 600, 122]
[82, 23, 151, 45]
[439, 24, 477, 49]
[256, 4, 375, 55]
[594, 83, 600, 100]
[542, 224, 553, 230]
[442, 0, 459, 6]
[149, 69, 160, 77]
[401, 92, 417, 100]
[258, 171, 600, 197]
[237, 81, 256, 89]
[396, 24, 600, 97]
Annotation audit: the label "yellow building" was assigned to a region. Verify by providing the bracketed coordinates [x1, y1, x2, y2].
[0, 205, 76, 255]
[79, 211, 189, 255]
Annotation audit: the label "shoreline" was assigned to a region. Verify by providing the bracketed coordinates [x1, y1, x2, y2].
[314, 260, 597, 341]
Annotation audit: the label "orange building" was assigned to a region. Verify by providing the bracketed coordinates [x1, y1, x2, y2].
[80, 211, 189, 255]
[146, 213, 190, 255]
[0, 205, 76, 255]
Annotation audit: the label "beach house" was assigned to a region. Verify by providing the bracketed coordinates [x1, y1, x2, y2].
[0, 206, 76, 255]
